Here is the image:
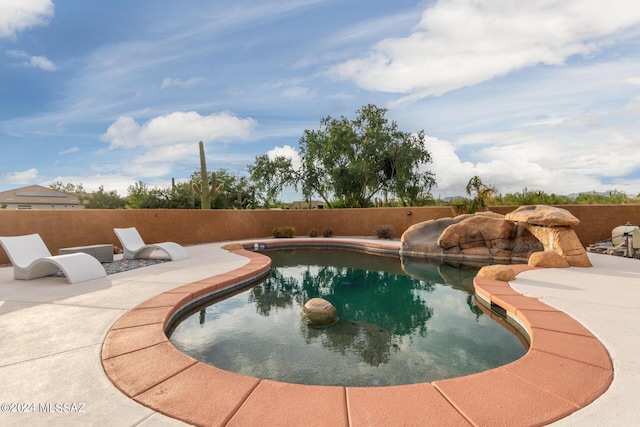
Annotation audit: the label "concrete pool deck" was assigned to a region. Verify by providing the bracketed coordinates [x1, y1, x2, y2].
[0, 238, 638, 426]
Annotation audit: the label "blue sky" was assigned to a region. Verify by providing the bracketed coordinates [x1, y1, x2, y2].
[2, 0, 640, 201]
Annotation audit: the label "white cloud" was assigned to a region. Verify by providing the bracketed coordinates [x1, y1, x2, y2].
[425, 111, 640, 198]
[29, 54, 56, 71]
[6, 50, 56, 71]
[100, 111, 257, 149]
[0, 0, 53, 39]
[327, 10, 421, 46]
[624, 76, 640, 86]
[96, 111, 258, 186]
[280, 86, 316, 100]
[123, 143, 195, 178]
[460, 121, 640, 180]
[327, 92, 354, 101]
[161, 77, 205, 89]
[4, 168, 39, 184]
[621, 76, 640, 116]
[456, 130, 534, 146]
[58, 146, 80, 155]
[47, 174, 134, 196]
[422, 136, 475, 197]
[330, 0, 640, 103]
[267, 145, 302, 170]
[554, 111, 603, 129]
[269, 78, 317, 100]
[425, 135, 576, 199]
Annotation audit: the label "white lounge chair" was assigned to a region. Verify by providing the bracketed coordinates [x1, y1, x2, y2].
[0, 234, 107, 284]
[114, 227, 189, 261]
[632, 229, 640, 259]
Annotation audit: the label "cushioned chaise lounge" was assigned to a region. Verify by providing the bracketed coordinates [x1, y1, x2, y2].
[114, 227, 189, 261]
[0, 233, 107, 284]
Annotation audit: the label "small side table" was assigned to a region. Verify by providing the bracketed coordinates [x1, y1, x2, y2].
[59, 244, 114, 263]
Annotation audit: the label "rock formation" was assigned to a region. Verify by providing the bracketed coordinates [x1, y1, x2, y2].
[528, 251, 570, 268]
[400, 212, 542, 262]
[401, 205, 591, 267]
[505, 205, 591, 267]
[476, 265, 516, 281]
[400, 215, 473, 256]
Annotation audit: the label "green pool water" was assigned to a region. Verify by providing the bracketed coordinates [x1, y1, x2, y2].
[169, 249, 527, 387]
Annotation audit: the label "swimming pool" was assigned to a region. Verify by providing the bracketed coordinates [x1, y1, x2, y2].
[169, 249, 527, 386]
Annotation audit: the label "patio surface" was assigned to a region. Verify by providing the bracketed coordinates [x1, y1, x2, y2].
[0, 238, 639, 426]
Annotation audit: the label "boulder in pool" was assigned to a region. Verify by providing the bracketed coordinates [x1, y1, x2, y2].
[301, 298, 338, 327]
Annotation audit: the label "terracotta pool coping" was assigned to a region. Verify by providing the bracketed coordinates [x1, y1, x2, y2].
[101, 240, 613, 427]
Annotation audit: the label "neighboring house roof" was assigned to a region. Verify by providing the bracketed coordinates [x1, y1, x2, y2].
[0, 185, 81, 209]
[288, 200, 325, 209]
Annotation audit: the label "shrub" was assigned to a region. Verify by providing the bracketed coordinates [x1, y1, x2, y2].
[272, 226, 295, 238]
[451, 201, 470, 215]
[375, 224, 395, 239]
[308, 228, 319, 237]
[322, 227, 333, 237]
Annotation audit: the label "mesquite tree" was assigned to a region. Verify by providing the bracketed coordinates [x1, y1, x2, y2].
[249, 104, 436, 207]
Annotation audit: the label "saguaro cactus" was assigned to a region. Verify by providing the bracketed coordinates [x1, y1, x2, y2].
[192, 141, 223, 209]
[234, 190, 248, 209]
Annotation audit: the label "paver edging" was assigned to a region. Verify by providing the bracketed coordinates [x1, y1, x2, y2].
[465, 264, 614, 424]
[100, 242, 613, 427]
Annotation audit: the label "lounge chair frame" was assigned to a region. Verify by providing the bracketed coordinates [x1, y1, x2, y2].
[114, 227, 189, 261]
[0, 234, 107, 284]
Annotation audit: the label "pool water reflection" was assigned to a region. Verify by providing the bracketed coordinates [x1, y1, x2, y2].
[169, 249, 527, 387]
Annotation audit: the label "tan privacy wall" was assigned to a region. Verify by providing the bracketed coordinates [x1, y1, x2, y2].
[0, 205, 638, 264]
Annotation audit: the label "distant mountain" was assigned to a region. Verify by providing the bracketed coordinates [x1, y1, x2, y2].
[565, 191, 615, 199]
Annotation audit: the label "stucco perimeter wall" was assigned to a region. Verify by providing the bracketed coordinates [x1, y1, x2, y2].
[0, 204, 638, 265]
[0, 207, 453, 265]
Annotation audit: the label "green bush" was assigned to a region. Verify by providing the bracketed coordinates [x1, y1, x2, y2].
[308, 228, 319, 237]
[272, 226, 295, 238]
[375, 224, 395, 239]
